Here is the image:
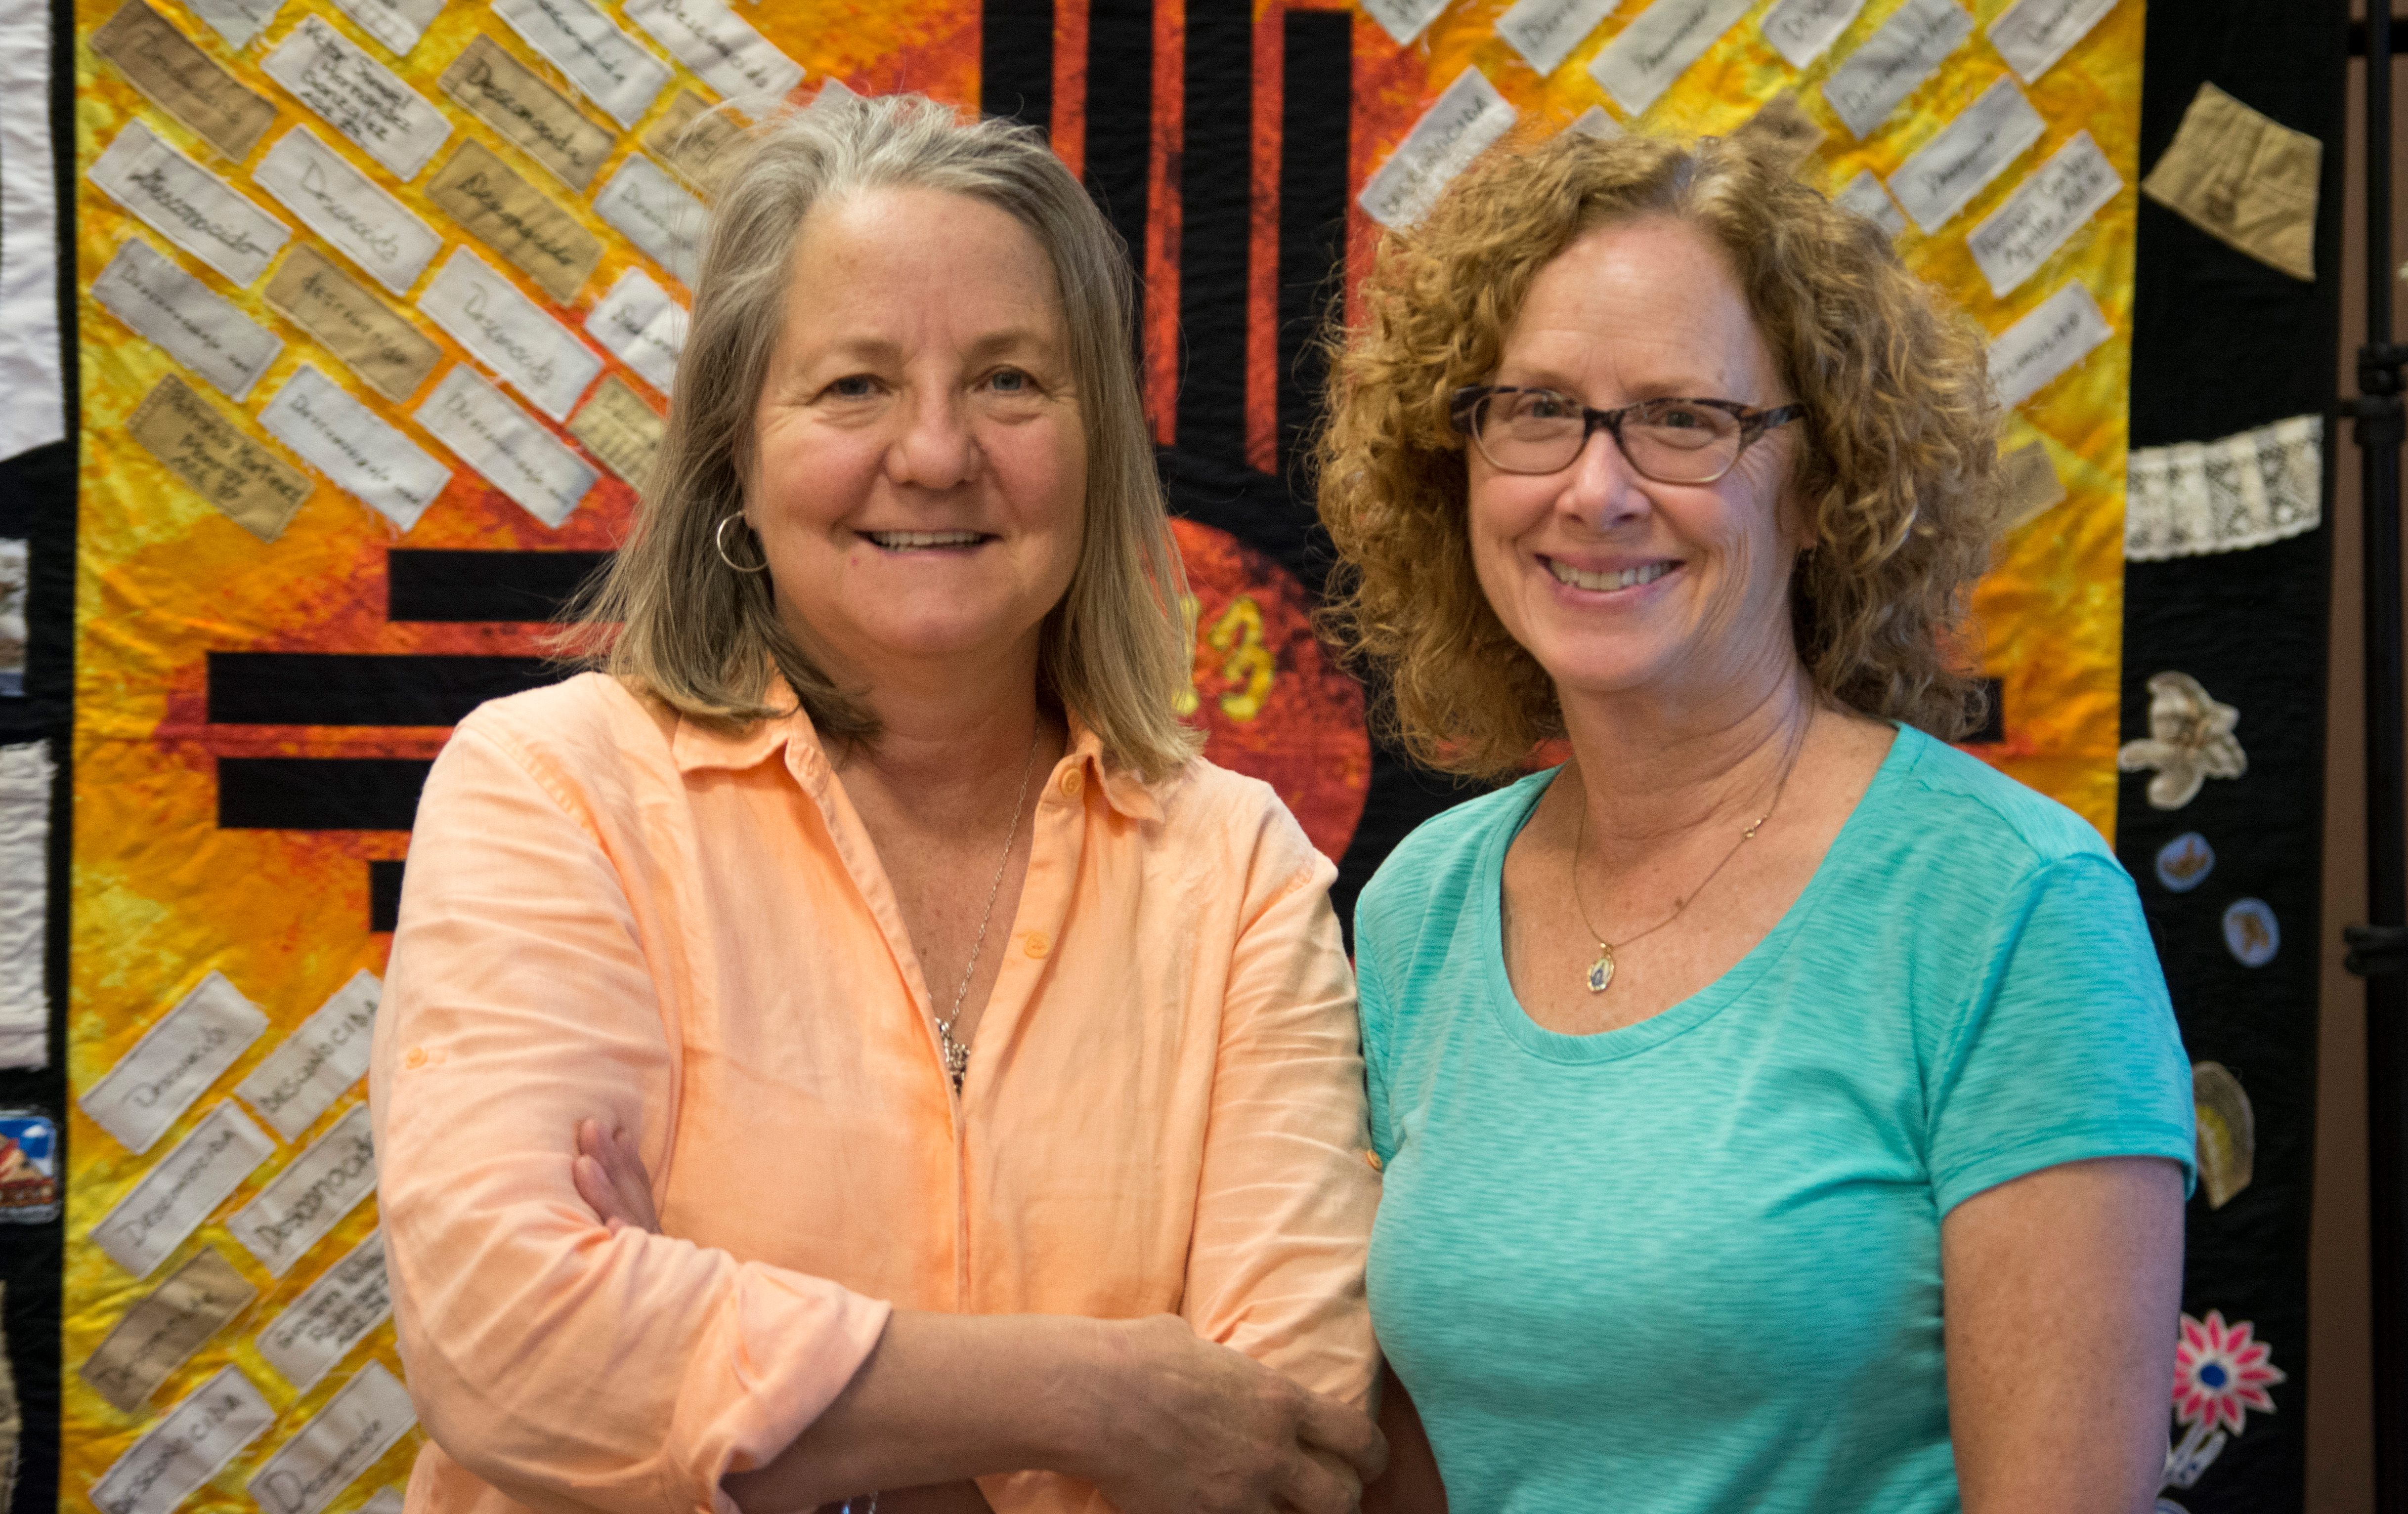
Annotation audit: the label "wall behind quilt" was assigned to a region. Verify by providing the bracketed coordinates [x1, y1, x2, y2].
[39, 0, 2331, 1512]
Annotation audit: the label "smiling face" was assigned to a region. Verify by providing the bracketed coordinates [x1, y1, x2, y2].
[745, 185, 1087, 682]
[1468, 214, 1808, 713]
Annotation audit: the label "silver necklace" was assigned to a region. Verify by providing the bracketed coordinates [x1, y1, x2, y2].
[933, 731, 1041, 1089]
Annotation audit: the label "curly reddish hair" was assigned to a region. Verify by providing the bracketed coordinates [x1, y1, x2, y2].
[1316, 129, 2004, 779]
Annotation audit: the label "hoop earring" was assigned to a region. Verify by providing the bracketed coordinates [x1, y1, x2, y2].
[714, 513, 769, 574]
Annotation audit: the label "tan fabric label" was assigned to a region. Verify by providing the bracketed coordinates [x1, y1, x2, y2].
[439, 37, 616, 192]
[568, 375, 663, 487]
[1997, 438, 2065, 534]
[643, 89, 744, 197]
[78, 1247, 257, 1414]
[128, 377, 312, 542]
[2141, 82, 2318, 282]
[262, 246, 440, 405]
[90, 0, 277, 162]
[426, 140, 604, 303]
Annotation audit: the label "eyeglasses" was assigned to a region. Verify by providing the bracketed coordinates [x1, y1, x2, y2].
[1450, 385, 1806, 485]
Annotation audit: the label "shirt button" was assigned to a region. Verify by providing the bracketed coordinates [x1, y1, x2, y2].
[402, 1047, 428, 1070]
[1024, 931, 1050, 958]
[1059, 769, 1083, 799]
[1363, 1149, 1383, 1172]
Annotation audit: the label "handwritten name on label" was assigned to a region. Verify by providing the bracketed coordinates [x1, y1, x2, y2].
[262, 16, 452, 179]
[1988, 279, 2111, 407]
[91, 0, 277, 161]
[328, 0, 448, 56]
[418, 248, 602, 418]
[568, 374, 664, 486]
[263, 245, 441, 403]
[1359, 0, 1450, 44]
[226, 1104, 378, 1275]
[624, 0, 801, 100]
[81, 970, 270, 1155]
[91, 121, 290, 287]
[593, 155, 706, 286]
[1887, 77, 2046, 233]
[416, 366, 600, 526]
[253, 128, 442, 295]
[1359, 69, 1517, 230]
[586, 267, 685, 393]
[258, 1229, 390, 1390]
[1496, 0, 1619, 78]
[426, 139, 604, 302]
[1966, 129, 2119, 296]
[643, 88, 742, 194]
[1821, 0, 1971, 139]
[127, 376, 313, 540]
[1587, 0, 1753, 118]
[1834, 168, 1907, 236]
[182, 0, 284, 50]
[1987, 0, 2116, 84]
[493, 0, 670, 126]
[1759, 0, 1867, 69]
[258, 364, 450, 532]
[236, 971, 380, 1142]
[91, 1101, 276, 1278]
[249, 1363, 418, 1514]
[79, 1246, 257, 1414]
[439, 35, 615, 191]
[90, 1365, 275, 1514]
[92, 238, 284, 402]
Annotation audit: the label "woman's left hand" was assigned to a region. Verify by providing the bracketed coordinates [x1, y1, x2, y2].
[573, 1119, 661, 1232]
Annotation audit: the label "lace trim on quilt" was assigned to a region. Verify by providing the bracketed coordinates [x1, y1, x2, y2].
[2125, 414, 2322, 561]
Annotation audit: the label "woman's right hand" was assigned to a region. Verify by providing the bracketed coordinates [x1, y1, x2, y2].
[1075, 1314, 1387, 1514]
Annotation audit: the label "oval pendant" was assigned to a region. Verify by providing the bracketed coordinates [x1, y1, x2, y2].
[1586, 945, 1615, 994]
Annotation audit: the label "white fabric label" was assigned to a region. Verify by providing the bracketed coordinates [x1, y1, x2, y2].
[248, 1362, 418, 1514]
[183, 0, 284, 50]
[1988, 279, 2111, 407]
[1885, 76, 2045, 233]
[493, 0, 671, 126]
[1568, 105, 1623, 140]
[236, 970, 381, 1142]
[358, 1491, 405, 1514]
[91, 1101, 276, 1277]
[0, 0, 65, 461]
[253, 128, 442, 295]
[89, 1365, 275, 1514]
[262, 16, 452, 178]
[91, 238, 284, 402]
[90, 121, 290, 287]
[258, 1228, 391, 1391]
[417, 249, 603, 419]
[1833, 168, 1907, 237]
[592, 155, 706, 287]
[1821, 0, 1971, 139]
[1359, 0, 1451, 45]
[328, 0, 448, 56]
[1759, 0, 1867, 68]
[81, 971, 269, 1155]
[0, 740, 48, 1069]
[1966, 129, 2120, 296]
[1358, 69, 1516, 230]
[623, 0, 801, 100]
[1587, 0, 1753, 118]
[585, 267, 686, 395]
[1987, 0, 2116, 84]
[1496, 0, 1620, 78]
[415, 366, 599, 527]
[226, 1103, 379, 1275]
[258, 364, 450, 532]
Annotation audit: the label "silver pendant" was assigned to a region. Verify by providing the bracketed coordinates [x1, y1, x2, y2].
[942, 1033, 970, 1086]
[1587, 944, 1615, 995]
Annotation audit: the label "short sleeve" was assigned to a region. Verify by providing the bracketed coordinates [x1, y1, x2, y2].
[1925, 853, 2196, 1215]
[1355, 942, 1397, 1166]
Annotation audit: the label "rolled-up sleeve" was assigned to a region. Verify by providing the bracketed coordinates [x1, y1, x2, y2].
[369, 718, 891, 1514]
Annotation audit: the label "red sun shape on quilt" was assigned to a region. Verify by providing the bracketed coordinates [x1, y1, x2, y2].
[2172, 1309, 2285, 1436]
[1168, 519, 1369, 863]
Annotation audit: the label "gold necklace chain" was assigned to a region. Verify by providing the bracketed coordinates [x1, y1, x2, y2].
[1569, 715, 1809, 996]
[933, 730, 1041, 1088]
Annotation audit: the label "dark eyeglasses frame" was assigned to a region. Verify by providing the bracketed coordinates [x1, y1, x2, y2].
[1450, 385, 1807, 484]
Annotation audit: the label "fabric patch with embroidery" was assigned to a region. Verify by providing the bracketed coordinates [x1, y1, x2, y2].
[2172, 1310, 2284, 1435]
[2127, 414, 2321, 560]
[2192, 1061, 2254, 1209]
[2116, 673, 2246, 809]
[2140, 82, 2318, 280]
[2153, 832, 2214, 892]
[0, 1111, 59, 1222]
[2221, 898, 2279, 967]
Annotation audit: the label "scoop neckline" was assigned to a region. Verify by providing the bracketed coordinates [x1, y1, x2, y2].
[1479, 722, 1919, 1064]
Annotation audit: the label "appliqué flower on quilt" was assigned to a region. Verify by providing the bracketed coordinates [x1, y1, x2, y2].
[2172, 1309, 2285, 1436]
[2117, 673, 2247, 809]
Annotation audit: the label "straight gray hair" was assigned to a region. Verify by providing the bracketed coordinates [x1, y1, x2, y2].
[566, 91, 1201, 780]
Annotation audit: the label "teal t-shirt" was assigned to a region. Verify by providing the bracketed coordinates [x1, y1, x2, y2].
[1357, 726, 2194, 1514]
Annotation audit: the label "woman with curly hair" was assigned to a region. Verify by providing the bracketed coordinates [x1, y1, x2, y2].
[1322, 131, 2193, 1513]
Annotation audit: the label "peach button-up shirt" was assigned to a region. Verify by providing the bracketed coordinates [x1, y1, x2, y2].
[368, 673, 1380, 1514]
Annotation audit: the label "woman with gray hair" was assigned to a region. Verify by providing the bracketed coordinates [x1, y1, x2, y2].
[369, 93, 1384, 1514]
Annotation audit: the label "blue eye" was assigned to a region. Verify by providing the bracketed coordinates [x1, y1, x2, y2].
[829, 375, 876, 399]
[989, 369, 1032, 393]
